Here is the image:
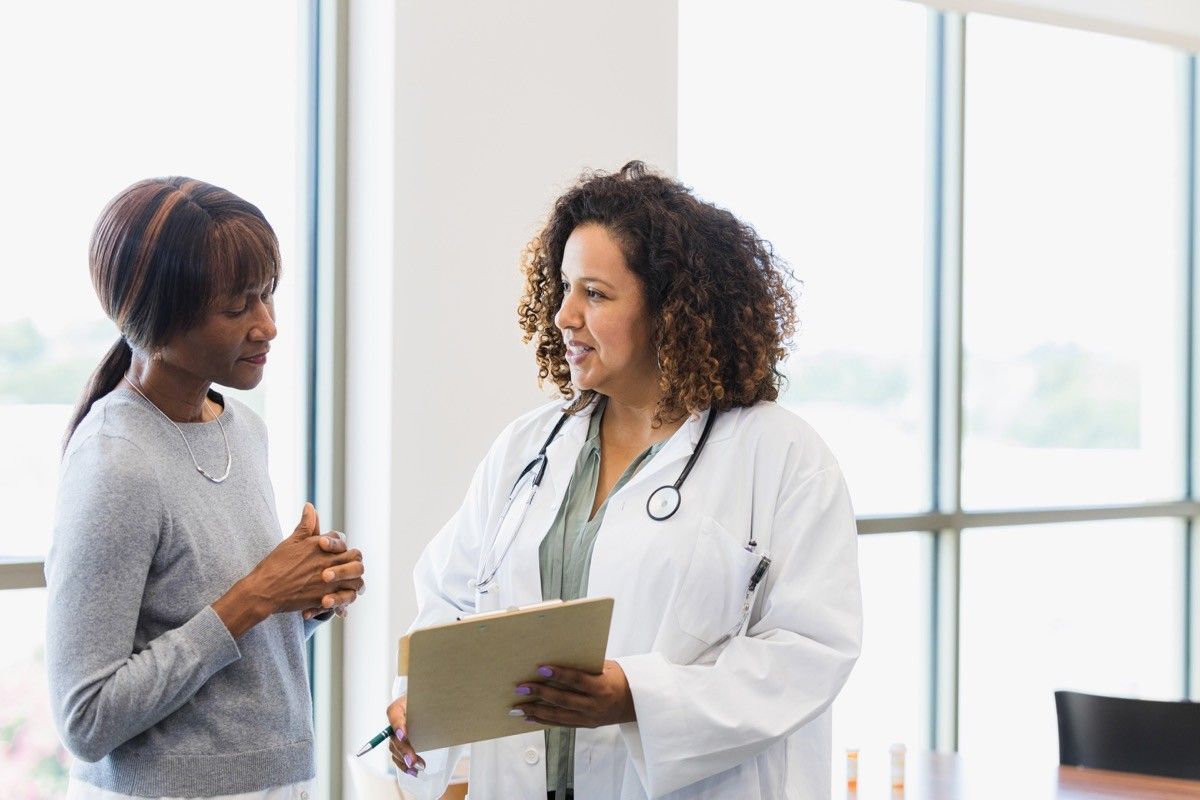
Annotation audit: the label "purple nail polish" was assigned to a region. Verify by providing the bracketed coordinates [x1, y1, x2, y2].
[537, 666, 553, 678]
[407, 767, 419, 777]
[515, 685, 532, 695]
[403, 753, 413, 768]
[394, 727, 405, 740]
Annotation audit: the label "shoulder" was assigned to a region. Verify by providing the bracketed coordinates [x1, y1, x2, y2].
[220, 393, 267, 439]
[57, 406, 164, 533]
[505, 398, 572, 436]
[63, 392, 158, 487]
[723, 401, 843, 482]
[490, 398, 572, 453]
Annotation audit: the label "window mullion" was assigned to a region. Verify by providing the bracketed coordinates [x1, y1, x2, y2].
[927, 8, 966, 753]
[1185, 53, 1199, 700]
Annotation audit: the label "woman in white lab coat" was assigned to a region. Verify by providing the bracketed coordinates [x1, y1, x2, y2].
[389, 161, 862, 800]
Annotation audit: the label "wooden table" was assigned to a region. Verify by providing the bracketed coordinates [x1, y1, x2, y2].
[843, 751, 1200, 799]
[438, 751, 1200, 799]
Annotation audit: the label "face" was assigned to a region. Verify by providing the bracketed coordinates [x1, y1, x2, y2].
[554, 224, 659, 402]
[160, 280, 278, 391]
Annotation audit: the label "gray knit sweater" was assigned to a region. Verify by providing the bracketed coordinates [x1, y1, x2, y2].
[46, 385, 321, 797]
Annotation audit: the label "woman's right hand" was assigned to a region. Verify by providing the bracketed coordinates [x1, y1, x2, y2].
[214, 503, 364, 638]
[387, 696, 426, 777]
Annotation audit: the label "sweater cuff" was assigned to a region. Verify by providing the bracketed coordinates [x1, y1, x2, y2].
[198, 604, 243, 669]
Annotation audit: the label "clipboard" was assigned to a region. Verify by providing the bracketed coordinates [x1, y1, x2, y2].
[397, 596, 614, 751]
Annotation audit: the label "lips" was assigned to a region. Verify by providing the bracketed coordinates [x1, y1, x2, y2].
[240, 352, 268, 366]
[564, 342, 593, 366]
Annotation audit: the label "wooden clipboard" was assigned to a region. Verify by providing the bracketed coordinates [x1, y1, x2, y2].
[397, 596, 614, 752]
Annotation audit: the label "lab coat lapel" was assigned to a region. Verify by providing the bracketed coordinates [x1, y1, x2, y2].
[501, 404, 595, 603]
[534, 402, 596, 511]
[616, 408, 725, 501]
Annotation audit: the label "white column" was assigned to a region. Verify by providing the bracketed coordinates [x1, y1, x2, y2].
[341, 2, 679, 796]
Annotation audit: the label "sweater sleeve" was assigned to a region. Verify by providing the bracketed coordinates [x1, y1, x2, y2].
[45, 434, 242, 763]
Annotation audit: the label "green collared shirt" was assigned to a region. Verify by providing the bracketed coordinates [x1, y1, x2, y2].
[538, 400, 667, 797]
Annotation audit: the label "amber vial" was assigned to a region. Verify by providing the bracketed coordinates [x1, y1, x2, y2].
[845, 748, 859, 789]
[889, 743, 906, 789]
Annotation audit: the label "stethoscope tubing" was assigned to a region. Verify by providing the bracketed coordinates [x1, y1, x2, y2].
[645, 408, 718, 521]
[474, 406, 724, 592]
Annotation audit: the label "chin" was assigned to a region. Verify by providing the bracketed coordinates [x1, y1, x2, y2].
[222, 371, 266, 392]
[569, 366, 602, 393]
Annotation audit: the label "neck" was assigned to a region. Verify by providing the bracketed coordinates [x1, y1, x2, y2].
[126, 353, 214, 423]
[599, 391, 682, 448]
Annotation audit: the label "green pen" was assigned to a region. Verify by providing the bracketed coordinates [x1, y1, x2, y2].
[355, 724, 395, 757]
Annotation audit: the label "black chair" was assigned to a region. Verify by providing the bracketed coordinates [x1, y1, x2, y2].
[1055, 690, 1200, 780]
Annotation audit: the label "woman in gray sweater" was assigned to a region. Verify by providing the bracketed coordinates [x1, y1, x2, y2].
[47, 177, 364, 800]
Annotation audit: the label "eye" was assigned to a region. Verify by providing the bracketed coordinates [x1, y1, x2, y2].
[585, 287, 603, 300]
[560, 279, 570, 295]
[225, 303, 249, 318]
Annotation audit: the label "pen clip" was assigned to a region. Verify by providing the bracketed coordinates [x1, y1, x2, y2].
[748, 555, 771, 592]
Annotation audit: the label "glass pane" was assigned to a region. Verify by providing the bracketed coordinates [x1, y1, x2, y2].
[0, 1, 305, 560]
[678, 0, 931, 514]
[959, 520, 1184, 766]
[0, 588, 70, 799]
[833, 533, 931, 766]
[961, 15, 1185, 509]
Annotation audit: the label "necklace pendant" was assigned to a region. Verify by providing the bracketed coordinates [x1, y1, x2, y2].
[124, 377, 232, 485]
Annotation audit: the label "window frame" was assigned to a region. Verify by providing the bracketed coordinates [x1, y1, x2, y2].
[851, 11, 1200, 750]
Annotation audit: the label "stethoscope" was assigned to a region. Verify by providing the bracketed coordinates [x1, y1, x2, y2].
[470, 407, 720, 594]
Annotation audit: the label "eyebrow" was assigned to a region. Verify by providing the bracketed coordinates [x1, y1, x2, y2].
[565, 275, 616, 289]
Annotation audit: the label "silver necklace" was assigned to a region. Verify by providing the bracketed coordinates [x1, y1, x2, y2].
[124, 376, 232, 483]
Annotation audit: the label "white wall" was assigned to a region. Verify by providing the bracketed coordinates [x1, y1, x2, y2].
[341, 2, 678, 795]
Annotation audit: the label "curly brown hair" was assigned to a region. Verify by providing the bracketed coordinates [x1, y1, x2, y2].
[518, 161, 798, 423]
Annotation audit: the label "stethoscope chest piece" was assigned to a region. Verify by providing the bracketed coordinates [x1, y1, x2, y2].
[646, 485, 681, 521]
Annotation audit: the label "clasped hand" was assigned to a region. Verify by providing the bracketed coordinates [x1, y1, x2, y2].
[251, 502, 365, 619]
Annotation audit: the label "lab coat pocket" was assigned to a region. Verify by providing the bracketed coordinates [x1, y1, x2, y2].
[672, 517, 763, 645]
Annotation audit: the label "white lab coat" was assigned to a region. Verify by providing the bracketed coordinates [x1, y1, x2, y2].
[396, 399, 861, 800]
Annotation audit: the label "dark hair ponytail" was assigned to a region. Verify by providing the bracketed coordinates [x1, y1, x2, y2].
[65, 337, 132, 450]
[63, 176, 280, 451]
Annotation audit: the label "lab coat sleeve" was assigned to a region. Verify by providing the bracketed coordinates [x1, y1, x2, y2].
[408, 417, 516, 628]
[393, 422, 517, 799]
[615, 464, 862, 798]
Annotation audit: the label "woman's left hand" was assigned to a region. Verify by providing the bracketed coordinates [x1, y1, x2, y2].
[512, 660, 636, 728]
[302, 532, 365, 620]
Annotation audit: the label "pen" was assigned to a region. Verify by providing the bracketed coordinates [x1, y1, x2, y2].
[355, 724, 395, 757]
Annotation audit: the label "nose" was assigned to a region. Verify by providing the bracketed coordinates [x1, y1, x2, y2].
[554, 285, 581, 332]
[250, 297, 278, 342]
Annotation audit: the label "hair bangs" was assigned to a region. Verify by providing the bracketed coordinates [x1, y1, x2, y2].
[204, 212, 281, 306]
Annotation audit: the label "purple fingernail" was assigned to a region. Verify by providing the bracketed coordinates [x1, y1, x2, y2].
[537, 666, 553, 678]
[515, 685, 531, 695]
[394, 727, 405, 740]
[406, 767, 419, 777]
[403, 753, 413, 767]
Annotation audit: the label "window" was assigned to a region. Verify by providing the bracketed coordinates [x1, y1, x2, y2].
[0, 3, 307, 796]
[962, 14, 1185, 510]
[679, 0, 933, 760]
[681, 1, 1198, 767]
[959, 520, 1184, 764]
